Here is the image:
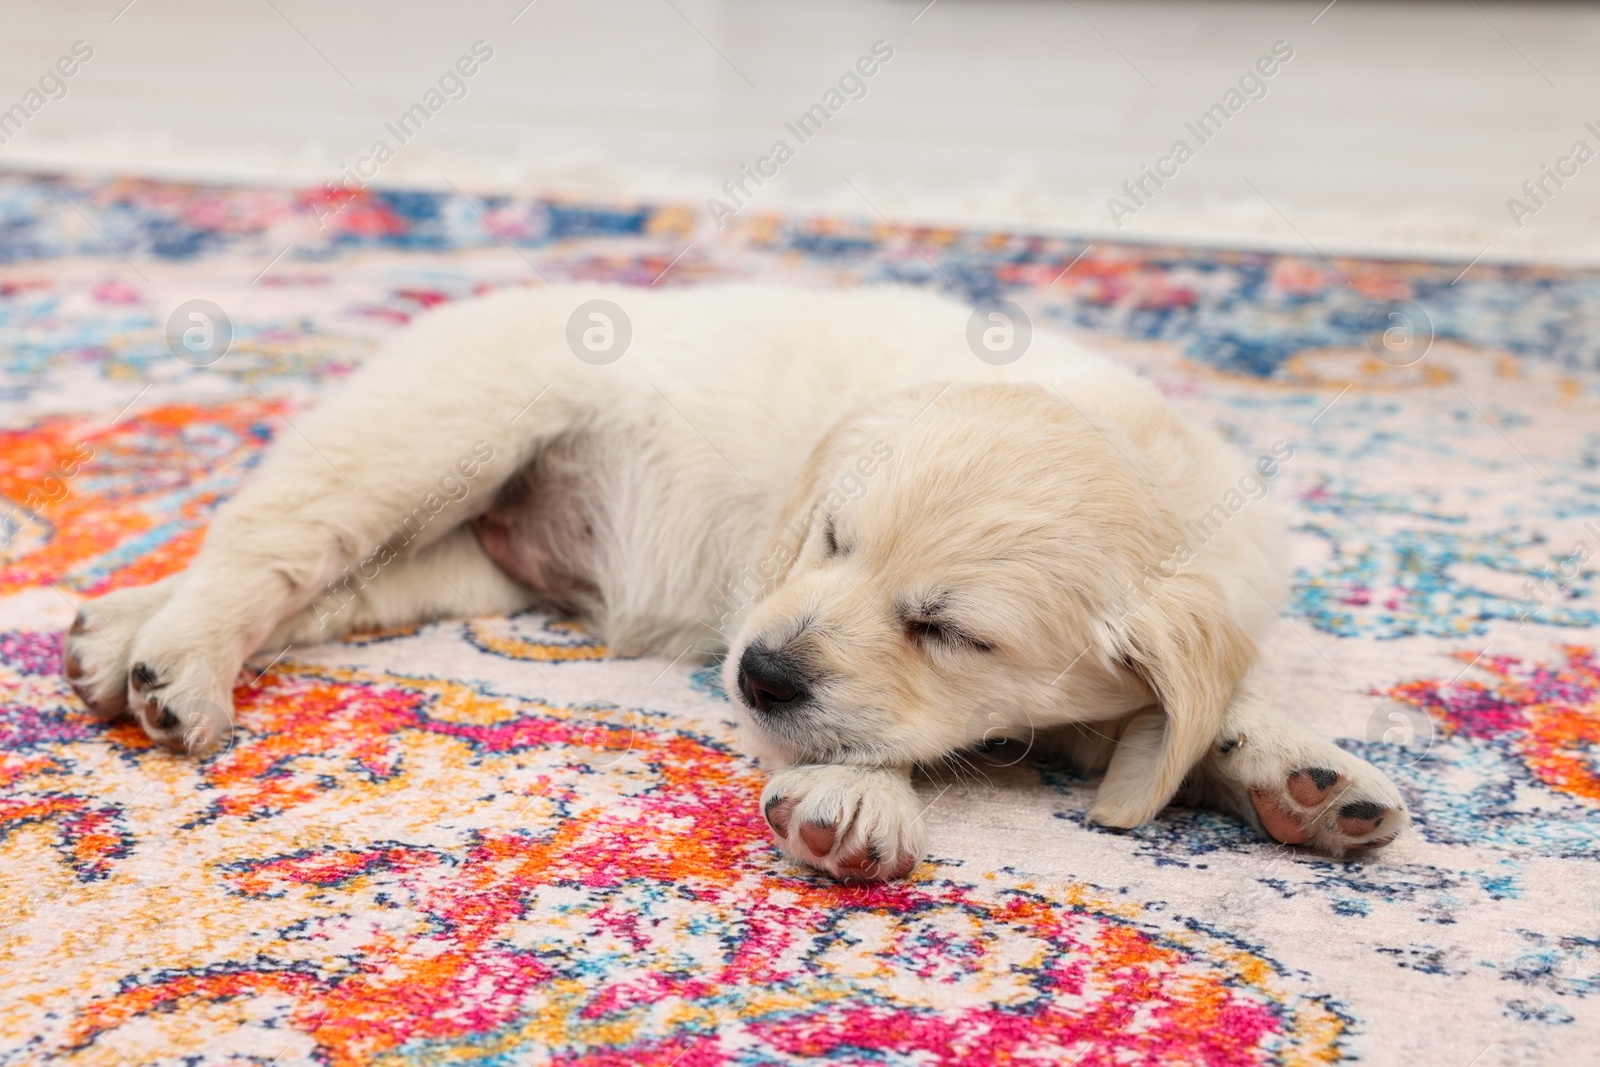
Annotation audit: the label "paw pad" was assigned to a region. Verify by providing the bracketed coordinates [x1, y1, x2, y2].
[799, 822, 836, 856]
[833, 845, 916, 883]
[1336, 799, 1387, 836]
[130, 662, 161, 691]
[1248, 787, 1312, 845]
[1249, 765, 1403, 856]
[764, 796, 795, 836]
[1286, 767, 1339, 806]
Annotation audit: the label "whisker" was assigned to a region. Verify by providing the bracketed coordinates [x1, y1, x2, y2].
[927, 754, 967, 789]
[945, 748, 996, 792]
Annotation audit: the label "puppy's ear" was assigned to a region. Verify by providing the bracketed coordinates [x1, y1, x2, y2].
[1087, 569, 1255, 828]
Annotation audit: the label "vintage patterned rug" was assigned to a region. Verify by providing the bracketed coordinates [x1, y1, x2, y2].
[1, 172, 1598, 1066]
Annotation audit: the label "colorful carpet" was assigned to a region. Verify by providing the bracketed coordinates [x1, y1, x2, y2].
[1, 172, 1598, 1066]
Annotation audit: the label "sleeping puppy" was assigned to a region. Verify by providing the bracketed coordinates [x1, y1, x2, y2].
[62, 283, 1407, 881]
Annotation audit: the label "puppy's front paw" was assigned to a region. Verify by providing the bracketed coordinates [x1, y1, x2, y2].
[1247, 767, 1406, 854]
[761, 764, 925, 883]
[1228, 742, 1409, 856]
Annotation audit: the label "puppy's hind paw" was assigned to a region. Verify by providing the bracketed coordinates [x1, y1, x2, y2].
[124, 654, 236, 755]
[762, 764, 925, 883]
[61, 580, 177, 719]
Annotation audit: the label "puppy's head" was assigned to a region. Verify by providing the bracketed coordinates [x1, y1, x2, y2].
[724, 382, 1252, 821]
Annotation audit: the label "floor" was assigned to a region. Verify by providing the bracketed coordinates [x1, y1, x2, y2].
[1, 0, 1597, 262]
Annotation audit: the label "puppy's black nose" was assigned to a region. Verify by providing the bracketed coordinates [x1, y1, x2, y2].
[738, 644, 808, 712]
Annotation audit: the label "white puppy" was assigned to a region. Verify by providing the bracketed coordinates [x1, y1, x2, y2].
[63, 283, 1406, 881]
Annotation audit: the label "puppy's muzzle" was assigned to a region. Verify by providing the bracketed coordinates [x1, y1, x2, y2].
[737, 643, 810, 713]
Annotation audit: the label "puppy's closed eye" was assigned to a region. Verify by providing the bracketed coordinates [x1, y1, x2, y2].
[822, 518, 848, 557]
[903, 616, 995, 654]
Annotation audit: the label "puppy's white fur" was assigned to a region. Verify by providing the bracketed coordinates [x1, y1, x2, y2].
[64, 284, 1407, 880]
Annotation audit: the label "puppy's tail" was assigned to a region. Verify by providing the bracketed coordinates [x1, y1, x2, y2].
[1086, 570, 1256, 828]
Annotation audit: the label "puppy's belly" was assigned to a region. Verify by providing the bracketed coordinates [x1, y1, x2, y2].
[470, 455, 604, 616]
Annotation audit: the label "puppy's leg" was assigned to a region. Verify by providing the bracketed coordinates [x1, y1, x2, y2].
[64, 525, 530, 725]
[263, 523, 537, 646]
[1181, 687, 1409, 855]
[762, 764, 925, 883]
[120, 427, 543, 753]
[114, 338, 591, 750]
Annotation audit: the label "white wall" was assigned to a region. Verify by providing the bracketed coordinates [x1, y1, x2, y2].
[0, 0, 1595, 260]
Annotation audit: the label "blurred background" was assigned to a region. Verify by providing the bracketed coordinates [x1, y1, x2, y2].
[1, 0, 1596, 260]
